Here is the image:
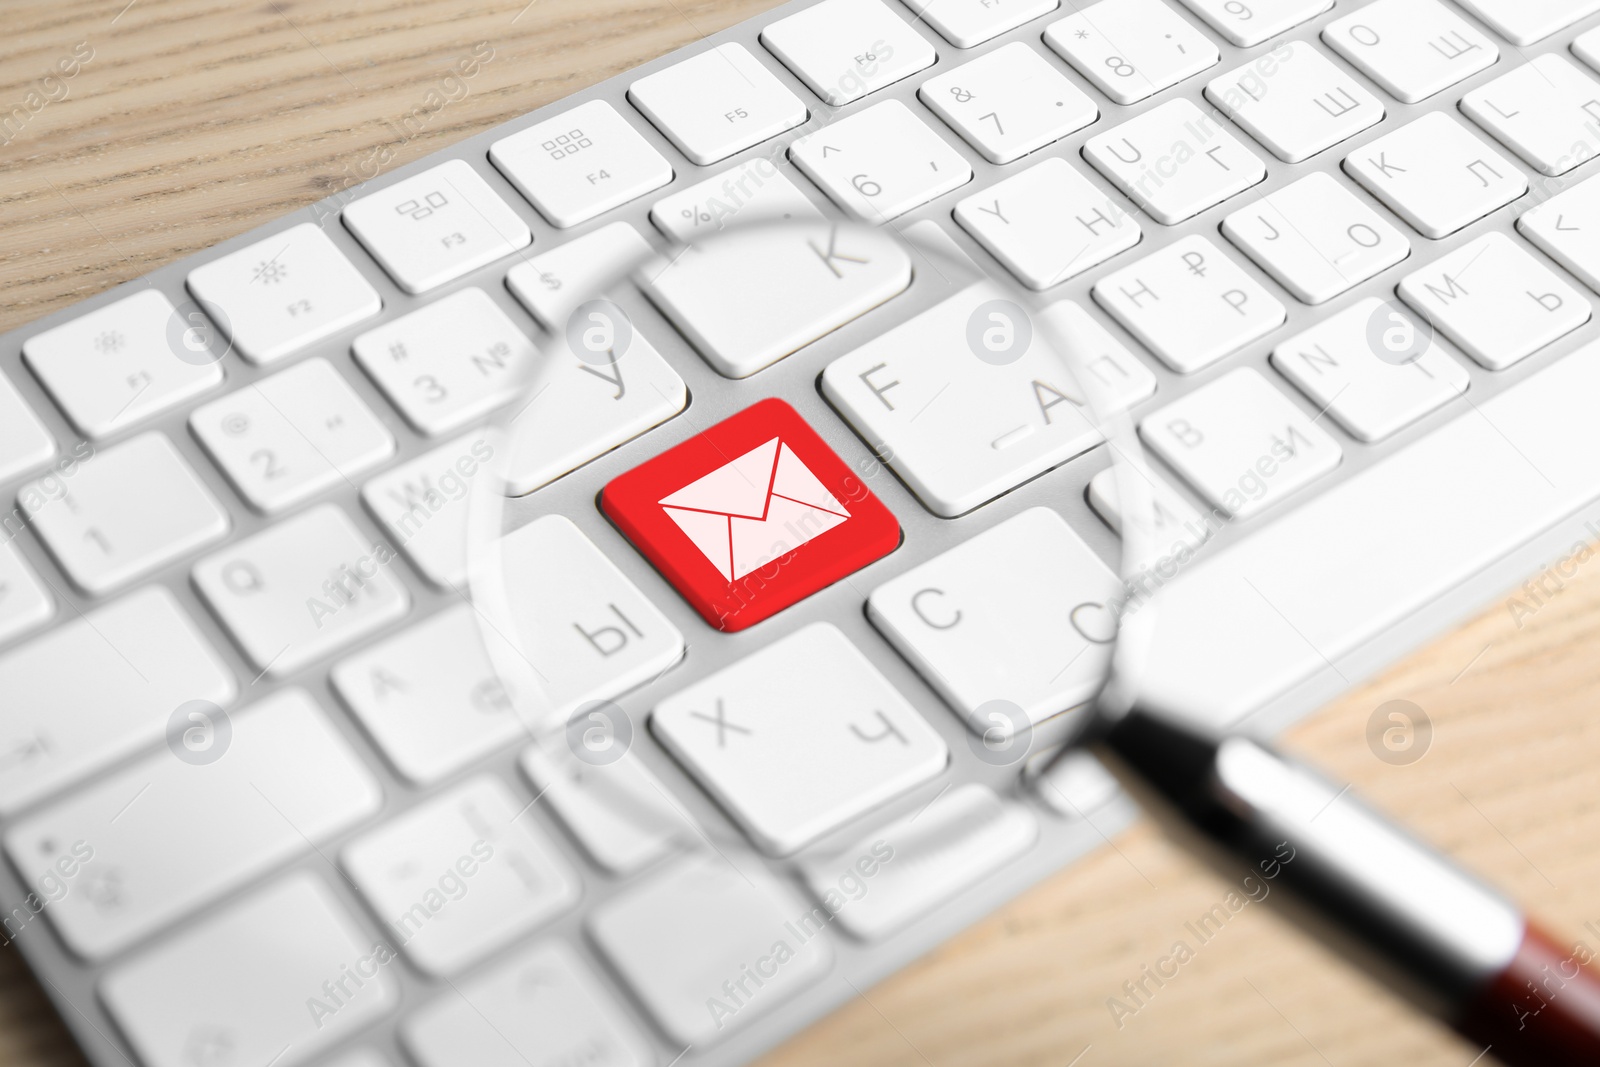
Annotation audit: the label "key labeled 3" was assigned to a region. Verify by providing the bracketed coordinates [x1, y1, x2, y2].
[353, 288, 535, 435]
[652, 622, 947, 855]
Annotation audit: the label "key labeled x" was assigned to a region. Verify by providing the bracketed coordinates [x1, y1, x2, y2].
[689, 698, 751, 748]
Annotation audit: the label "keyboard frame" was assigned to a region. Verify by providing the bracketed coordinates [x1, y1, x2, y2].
[4, 0, 1600, 1064]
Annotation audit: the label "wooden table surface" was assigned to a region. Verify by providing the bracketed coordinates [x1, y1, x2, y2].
[5, 2, 1600, 1064]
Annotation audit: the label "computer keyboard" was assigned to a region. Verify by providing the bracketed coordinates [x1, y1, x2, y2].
[6, 0, 1600, 1064]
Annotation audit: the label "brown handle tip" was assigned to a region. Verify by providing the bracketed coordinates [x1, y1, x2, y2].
[1456, 922, 1600, 1066]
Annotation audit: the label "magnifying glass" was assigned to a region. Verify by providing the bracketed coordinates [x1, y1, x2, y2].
[462, 215, 1600, 1064]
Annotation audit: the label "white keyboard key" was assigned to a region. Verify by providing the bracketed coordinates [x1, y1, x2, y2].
[191, 357, 395, 513]
[23, 432, 229, 595]
[1138, 339, 1600, 722]
[1032, 750, 1123, 818]
[404, 941, 651, 1067]
[654, 623, 946, 855]
[362, 433, 495, 588]
[800, 785, 1037, 939]
[324, 1053, 391, 1067]
[790, 100, 972, 223]
[588, 854, 832, 1045]
[101, 874, 398, 1067]
[352, 287, 535, 435]
[822, 287, 1121, 516]
[333, 604, 527, 784]
[1519, 172, 1600, 293]
[1093, 234, 1285, 373]
[506, 221, 653, 328]
[343, 776, 578, 976]
[630, 44, 808, 166]
[650, 160, 821, 243]
[185, 223, 381, 365]
[1461, 55, 1600, 177]
[1221, 173, 1411, 305]
[0, 542, 50, 648]
[1322, 0, 1498, 104]
[483, 515, 685, 726]
[1141, 367, 1342, 518]
[1454, 0, 1598, 43]
[193, 504, 410, 678]
[7, 689, 381, 960]
[954, 157, 1141, 289]
[1271, 297, 1470, 441]
[490, 100, 674, 228]
[503, 325, 687, 497]
[905, 0, 1059, 46]
[1176, 0, 1331, 45]
[1397, 232, 1591, 370]
[1084, 99, 1266, 225]
[343, 159, 532, 293]
[0, 372, 54, 484]
[868, 507, 1121, 728]
[521, 746, 680, 875]
[762, 0, 938, 105]
[23, 289, 223, 440]
[642, 221, 911, 378]
[1344, 112, 1527, 239]
[1578, 26, 1600, 71]
[1043, 0, 1219, 106]
[0, 587, 235, 815]
[1087, 465, 1211, 551]
[1205, 42, 1384, 163]
[919, 42, 1097, 164]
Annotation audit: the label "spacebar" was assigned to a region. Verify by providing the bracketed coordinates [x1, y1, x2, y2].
[1140, 340, 1600, 725]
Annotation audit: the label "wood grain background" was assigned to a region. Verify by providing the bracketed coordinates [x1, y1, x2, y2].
[4, 2, 1600, 1065]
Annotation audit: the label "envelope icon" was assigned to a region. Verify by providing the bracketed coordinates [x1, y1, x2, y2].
[659, 437, 850, 582]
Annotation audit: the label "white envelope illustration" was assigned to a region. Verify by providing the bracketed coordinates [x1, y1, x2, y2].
[659, 437, 850, 582]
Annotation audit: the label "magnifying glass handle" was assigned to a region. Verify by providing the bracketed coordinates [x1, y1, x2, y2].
[1080, 705, 1600, 1065]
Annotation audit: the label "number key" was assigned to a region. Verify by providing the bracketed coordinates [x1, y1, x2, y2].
[789, 100, 972, 222]
[191, 358, 395, 513]
[352, 288, 535, 435]
[1175, 0, 1331, 46]
[1044, 0, 1218, 106]
[919, 42, 1098, 164]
